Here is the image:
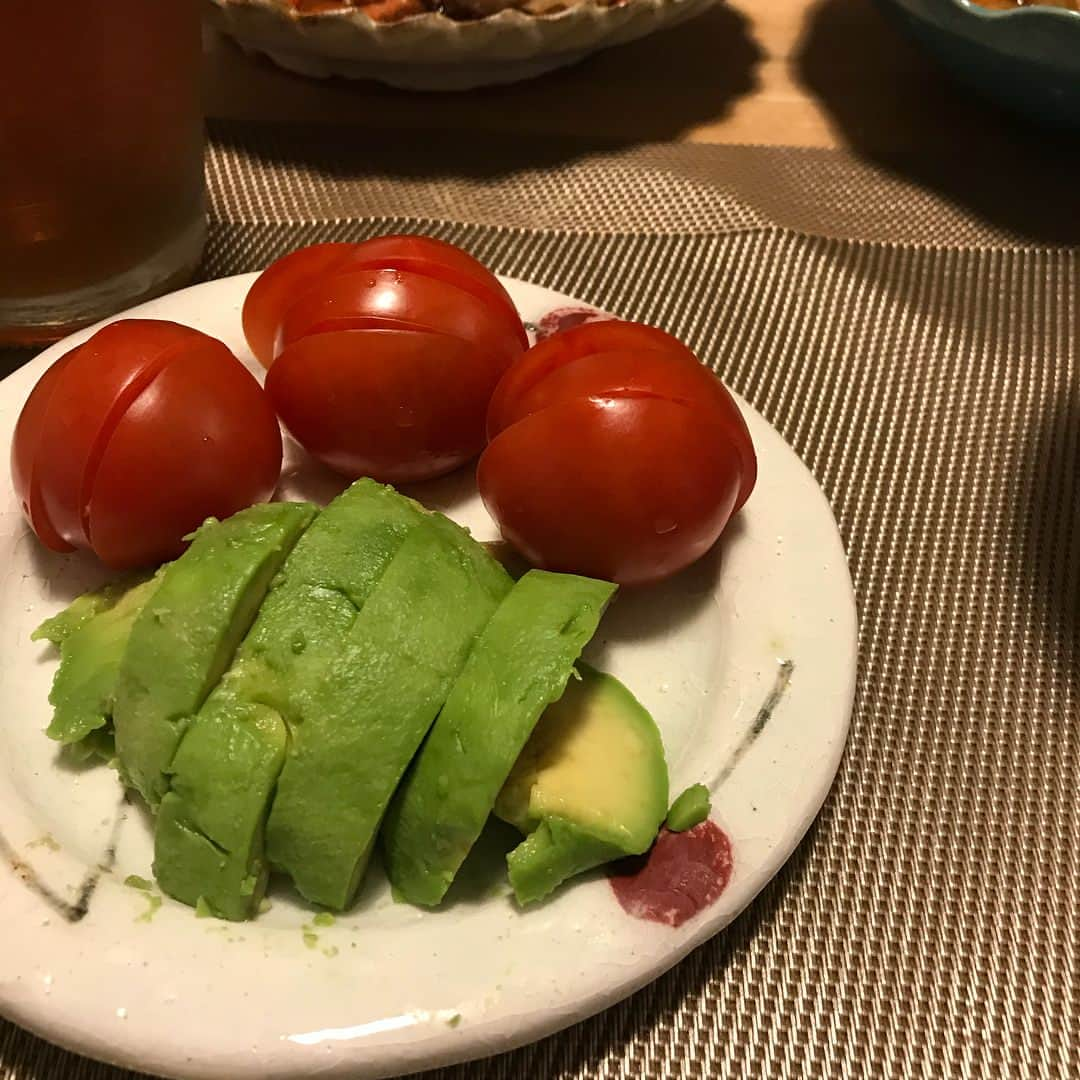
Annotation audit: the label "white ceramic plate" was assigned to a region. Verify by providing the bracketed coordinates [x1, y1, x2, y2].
[0, 274, 856, 1080]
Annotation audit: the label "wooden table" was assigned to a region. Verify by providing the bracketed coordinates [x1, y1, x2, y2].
[204, 0, 1022, 151]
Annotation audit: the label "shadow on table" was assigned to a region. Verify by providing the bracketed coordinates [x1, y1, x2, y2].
[795, 0, 1080, 247]
[205, 6, 762, 172]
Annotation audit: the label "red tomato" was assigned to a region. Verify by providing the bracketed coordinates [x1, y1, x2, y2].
[278, 269, 521, 381]
[11, 319, 283, 569]
[330, 235, 527, 352]
[242, 243, 357, 368]
[477, 321, 756, 585]
[242, 235, 526, 369]
[247, 237, 526, 482]
[266, 329, 492, 484]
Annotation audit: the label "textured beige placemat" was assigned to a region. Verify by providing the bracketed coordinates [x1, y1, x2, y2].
[2, 129, 1077, 1080]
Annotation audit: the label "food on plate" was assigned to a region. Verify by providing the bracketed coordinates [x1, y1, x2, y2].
[665, 783, 711, 833]
[479, 320, 756, 585]
[265, 510, 512, 910]
[155, 478, 431, 919]
[34, 571, 163, 755]
[495, 664, 668, 904]
[266, 328, 501, 484]
[35, 474, 676, 921]
[11, 319, 282, 569]
[382, 569, 617, 906]
[280, 0, 629, 21]
[243, 236, 527, 483]
[113, 502, 317, 808]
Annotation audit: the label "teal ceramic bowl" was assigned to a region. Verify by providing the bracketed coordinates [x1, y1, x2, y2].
[878, 0, 1080, 128]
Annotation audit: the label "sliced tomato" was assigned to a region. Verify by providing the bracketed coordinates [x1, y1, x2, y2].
[87, 336, 282, 568]
[278, 269, 523, 383]
[486, 320, 699, 439]
[266, 328, 494, 484]
[11, 319, 283, 569]
[335, 235, 527, 351]
[31, 320, 198, 549]
[10, 349, 78, 552]
[479, 395, 742, 586]
[242, 243, 358, 367]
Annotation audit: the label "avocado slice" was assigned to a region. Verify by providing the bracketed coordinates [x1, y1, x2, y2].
[153, 479, 429, 920]
[32, 574, 148, 647]
[382, 570, 616, 907]
[265, 512, 513, 911]
[113, 501, 318, 808]
[666, 783, 711, 832]
[494, 664, 668, 905]
[36, 572, 164, 751]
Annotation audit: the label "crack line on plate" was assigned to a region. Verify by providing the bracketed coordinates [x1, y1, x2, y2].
[1, 792, 128, 923]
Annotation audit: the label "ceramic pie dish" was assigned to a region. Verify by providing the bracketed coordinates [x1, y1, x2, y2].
[206, 0, 718, 90]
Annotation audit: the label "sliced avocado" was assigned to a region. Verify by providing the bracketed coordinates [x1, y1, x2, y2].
[666, 783, 711, 832]
[154, 698, 287, 921]
[113, 501, 318, 808]
[382, 570, 616, 907]
[153, 479, 428, 920]
[494, 664, 668, 905]
[39, 573, 165, 748]
[266, 512, 512, 911]
[32, 574, 149, 647]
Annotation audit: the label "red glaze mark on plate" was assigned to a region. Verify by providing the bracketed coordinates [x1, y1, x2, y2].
[609, 820, 733, 928]
[532, 307, 611, 342]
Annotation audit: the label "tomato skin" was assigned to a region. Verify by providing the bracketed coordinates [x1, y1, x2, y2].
[278, 269, 521, 385]
[10, 349, 77, 552]
[266, 329, 492, 484]
[333, 235, 527, 351]
[11, 320, 283, 569]
[478, 320, 756, 585]
[478, 396, 741, 586]
[487, 320, 698, 440]
[242, 243, 357, 368]
[247, 237, 527, 484]
[242, 235, 526, 370]
[32, 320, 199, 549]
[88, 337, 282, 568]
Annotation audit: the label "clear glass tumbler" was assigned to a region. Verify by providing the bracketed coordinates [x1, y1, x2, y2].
[0, 0, 206, 346]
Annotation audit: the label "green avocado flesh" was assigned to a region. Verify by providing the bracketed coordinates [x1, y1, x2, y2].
[265, 511, 512, 911]
[494, 664, 668, 905]
[154, 479, 428, 920]
[382, 570, 616, 906]
[666, 783, 711, 832]
[113, 502, 317, 808]
[42, 479, 673, 921]
[32, 575, 144, 647]
[36, 572, 163, 750]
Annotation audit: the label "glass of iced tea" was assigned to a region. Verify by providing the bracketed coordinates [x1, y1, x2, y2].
[0, 0, 206, 345]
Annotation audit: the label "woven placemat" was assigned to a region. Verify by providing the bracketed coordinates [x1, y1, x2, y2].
[2, 127, 1077, 1080]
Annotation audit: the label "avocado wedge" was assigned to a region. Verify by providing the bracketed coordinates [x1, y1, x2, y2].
[36, 572, 164, 752]
[154, 479, 428, 920]
[382, 570, 616, 907]
[495, 664, 668, 904]
[113, 502, 318, 808]
[265, 512, 513, 911]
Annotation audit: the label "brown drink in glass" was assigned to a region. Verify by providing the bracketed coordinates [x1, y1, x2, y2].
[0, 0, 205, 345]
